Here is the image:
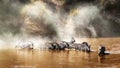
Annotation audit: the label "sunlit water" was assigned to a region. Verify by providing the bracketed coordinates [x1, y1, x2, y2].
[0, 50, 120, 68]
[0, 38, 120, 68]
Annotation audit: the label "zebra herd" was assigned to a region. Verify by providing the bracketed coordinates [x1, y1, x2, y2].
[48, 41, 91, 52]
[15, 40, 108, 56]
[15, 40, 91, 52]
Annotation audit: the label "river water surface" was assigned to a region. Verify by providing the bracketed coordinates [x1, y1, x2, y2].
[0, 38, 120, 68]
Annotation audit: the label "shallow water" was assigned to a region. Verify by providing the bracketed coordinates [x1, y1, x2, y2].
[0, 38, 120, 68]
[0, 49, 120, 68]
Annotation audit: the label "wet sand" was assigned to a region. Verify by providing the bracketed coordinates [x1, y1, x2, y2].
[0, 38, 120, 68]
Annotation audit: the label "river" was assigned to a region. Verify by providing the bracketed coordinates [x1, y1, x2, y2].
[0, 38, 120, 68]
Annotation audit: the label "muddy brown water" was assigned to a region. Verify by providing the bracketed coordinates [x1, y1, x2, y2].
[0, 38, 120, 68]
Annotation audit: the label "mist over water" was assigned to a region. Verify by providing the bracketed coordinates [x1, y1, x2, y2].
[0, 0, 120, 48]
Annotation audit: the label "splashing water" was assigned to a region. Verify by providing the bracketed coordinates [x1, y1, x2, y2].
[21, 1, 101, 40]
[0, 0, 115, 49]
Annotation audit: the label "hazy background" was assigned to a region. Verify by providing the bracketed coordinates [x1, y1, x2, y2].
[0, 0, 120, 47]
